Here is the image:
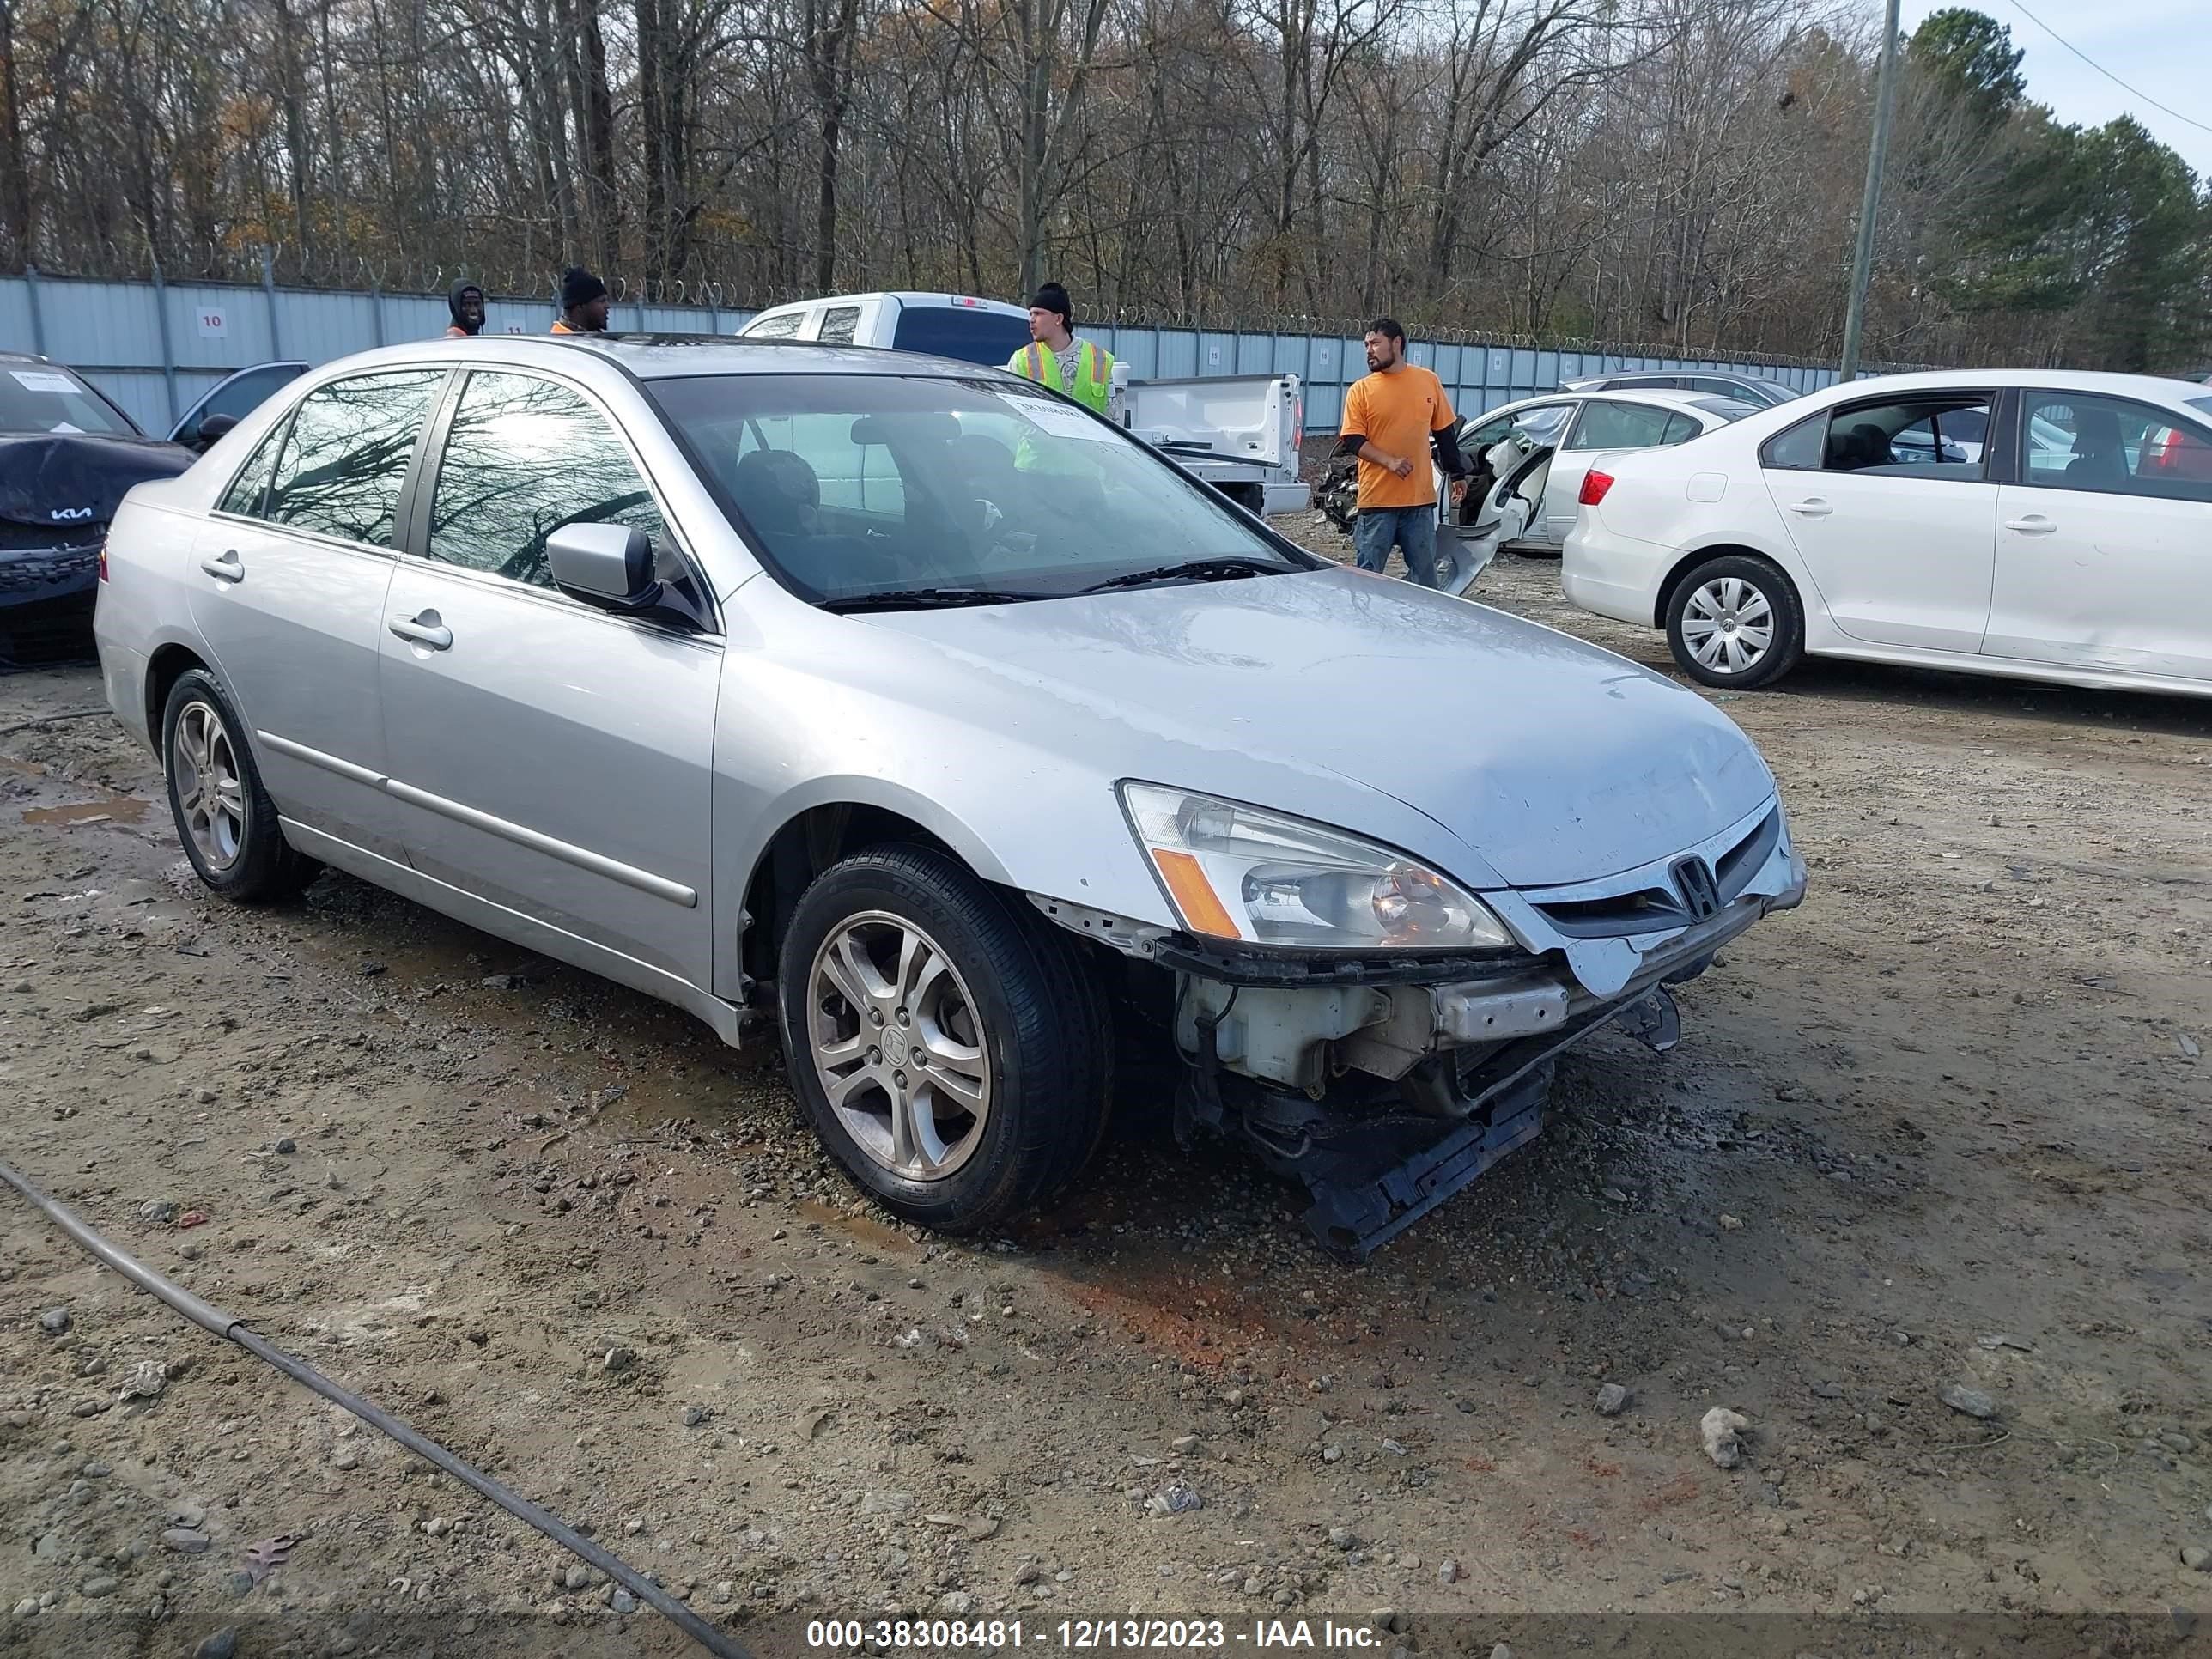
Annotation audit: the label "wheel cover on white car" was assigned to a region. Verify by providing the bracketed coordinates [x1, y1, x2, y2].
[173, 700, 246, 870]
[807, 913, 993, 1181]
[1680, 577, 1775, 676]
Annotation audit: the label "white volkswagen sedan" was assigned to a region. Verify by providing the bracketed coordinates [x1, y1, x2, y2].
[1563, 369, 2212, 696]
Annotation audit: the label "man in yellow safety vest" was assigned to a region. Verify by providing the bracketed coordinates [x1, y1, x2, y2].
[1005, 283, 1114, 417]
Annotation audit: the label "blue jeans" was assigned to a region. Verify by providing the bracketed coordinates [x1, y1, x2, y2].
[1354, 504, 1444, 588]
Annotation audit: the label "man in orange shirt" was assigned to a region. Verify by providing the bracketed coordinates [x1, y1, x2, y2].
[1336, 318, 1466, 590]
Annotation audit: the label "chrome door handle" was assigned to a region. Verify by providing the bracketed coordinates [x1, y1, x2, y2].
[198, 549, 245, 583]
[1786, 500, 1832, 518]
[388, 612, 453, 651]
[2004, 515, 2057, 535]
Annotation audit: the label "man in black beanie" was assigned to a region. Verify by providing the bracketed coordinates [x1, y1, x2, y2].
[1006, 281, 1115, 418]
[552, 268, 611, 335]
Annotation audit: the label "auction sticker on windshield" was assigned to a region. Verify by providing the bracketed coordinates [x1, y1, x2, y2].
[11, 370, 82, 395]
[999, 392, 1116, 442]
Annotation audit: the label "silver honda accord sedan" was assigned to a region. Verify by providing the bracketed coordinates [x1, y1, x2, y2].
[94, 336, 1806, 1257]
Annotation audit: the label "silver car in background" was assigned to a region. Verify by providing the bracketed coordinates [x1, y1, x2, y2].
[94, 336, 1806, 1257]
[1560, 370, 1802, 408]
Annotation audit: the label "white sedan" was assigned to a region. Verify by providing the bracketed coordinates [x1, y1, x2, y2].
[1563, 369, 2212, 696]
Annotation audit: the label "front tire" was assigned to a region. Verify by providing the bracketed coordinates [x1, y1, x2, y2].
[161, 670, 320, 902]
[1665, 555, 1805, 689]
[777, 845, 1109, 1232]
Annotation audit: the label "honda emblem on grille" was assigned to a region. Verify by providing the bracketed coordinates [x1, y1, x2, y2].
[1673, 856, 1720, 919]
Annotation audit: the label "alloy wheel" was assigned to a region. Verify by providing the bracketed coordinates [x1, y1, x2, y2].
[806, 912, 993, 1181]
[173, 700, 246, 871]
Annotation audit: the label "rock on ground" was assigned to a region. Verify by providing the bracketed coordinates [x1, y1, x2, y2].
[1940, 1383, 1997, 1419]
[1701, 1407, 1751, 1468]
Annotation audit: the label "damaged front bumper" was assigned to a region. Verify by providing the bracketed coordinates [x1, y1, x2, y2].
[1031, 796, 1808, 1257]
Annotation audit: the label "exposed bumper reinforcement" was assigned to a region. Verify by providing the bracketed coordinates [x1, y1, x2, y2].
[1180, 985, 1684, 1261]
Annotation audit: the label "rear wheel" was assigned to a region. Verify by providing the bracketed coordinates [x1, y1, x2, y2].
[161, 670, 320, 902]
[778, 845, 1109, 1231]
[1665, 554, 1805, 689]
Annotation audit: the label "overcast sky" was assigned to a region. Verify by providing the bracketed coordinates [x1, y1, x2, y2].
[1896, 0, 2212, 182]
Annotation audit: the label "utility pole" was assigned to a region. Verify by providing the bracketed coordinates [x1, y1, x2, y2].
[1839, 0, 1903, 383]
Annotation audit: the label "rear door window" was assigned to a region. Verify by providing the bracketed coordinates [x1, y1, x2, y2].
[1567, 400, 1677, 451]
[889, 306, 1036, 367]
[264, 370, 444, 547]
[1812, 396, 1991, 479]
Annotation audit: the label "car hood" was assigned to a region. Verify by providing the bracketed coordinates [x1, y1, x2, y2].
[859, 567, 1777, 890]
[0, 432, 194, 529]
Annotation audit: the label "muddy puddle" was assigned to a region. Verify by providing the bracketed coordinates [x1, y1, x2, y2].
[21, 796, 150, 826]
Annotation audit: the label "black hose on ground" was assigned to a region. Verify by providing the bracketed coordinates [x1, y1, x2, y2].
[0, 1153, 753, 1659]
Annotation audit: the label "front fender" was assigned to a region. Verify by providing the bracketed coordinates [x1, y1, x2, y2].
[708, 749, 1173, 1006]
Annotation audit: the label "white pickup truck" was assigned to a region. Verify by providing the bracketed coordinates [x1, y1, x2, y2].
[738, 291, 1310, 518]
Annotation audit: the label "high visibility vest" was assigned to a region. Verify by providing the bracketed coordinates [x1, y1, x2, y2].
[1008, 338, 1113, 416]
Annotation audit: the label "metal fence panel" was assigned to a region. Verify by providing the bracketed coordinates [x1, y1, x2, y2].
[0, 280, 33, 354]
[1106, 327, 1155, 379]
[1157, 331, 1200, 379]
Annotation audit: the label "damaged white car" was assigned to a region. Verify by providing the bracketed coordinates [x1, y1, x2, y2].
[1323, 389, 1758, 592]
[96, 336, 1806, 1259]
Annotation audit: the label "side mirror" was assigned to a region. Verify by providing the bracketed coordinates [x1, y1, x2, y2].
[546, 522, 661, 613]
[186, 412, 239, 453]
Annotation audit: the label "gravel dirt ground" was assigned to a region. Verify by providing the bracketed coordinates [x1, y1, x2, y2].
[3, 538, 2210, 1659]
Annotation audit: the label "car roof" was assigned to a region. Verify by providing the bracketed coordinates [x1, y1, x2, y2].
[1565, 370, 1784, 389]
[1808, 368, 2210, 402]
[744, 291, 1030, 319]
[1583, 386, 1741, 413]
[283, 334, 1017, 385]
[1486, 387, 1734, 416]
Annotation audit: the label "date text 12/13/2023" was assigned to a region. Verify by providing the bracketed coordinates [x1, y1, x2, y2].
[805, 1619, 1396, 1650]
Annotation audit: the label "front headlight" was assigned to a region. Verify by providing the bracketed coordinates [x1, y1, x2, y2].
[1121, 783, 1514, 951]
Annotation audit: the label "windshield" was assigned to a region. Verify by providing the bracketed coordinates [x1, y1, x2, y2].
[1692, 397, 1759, 422]
[649, 373, 1314, 607]
[0, 364, 139, 436]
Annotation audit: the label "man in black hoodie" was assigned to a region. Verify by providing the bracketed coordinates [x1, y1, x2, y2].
[445, 282, 487, 337]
